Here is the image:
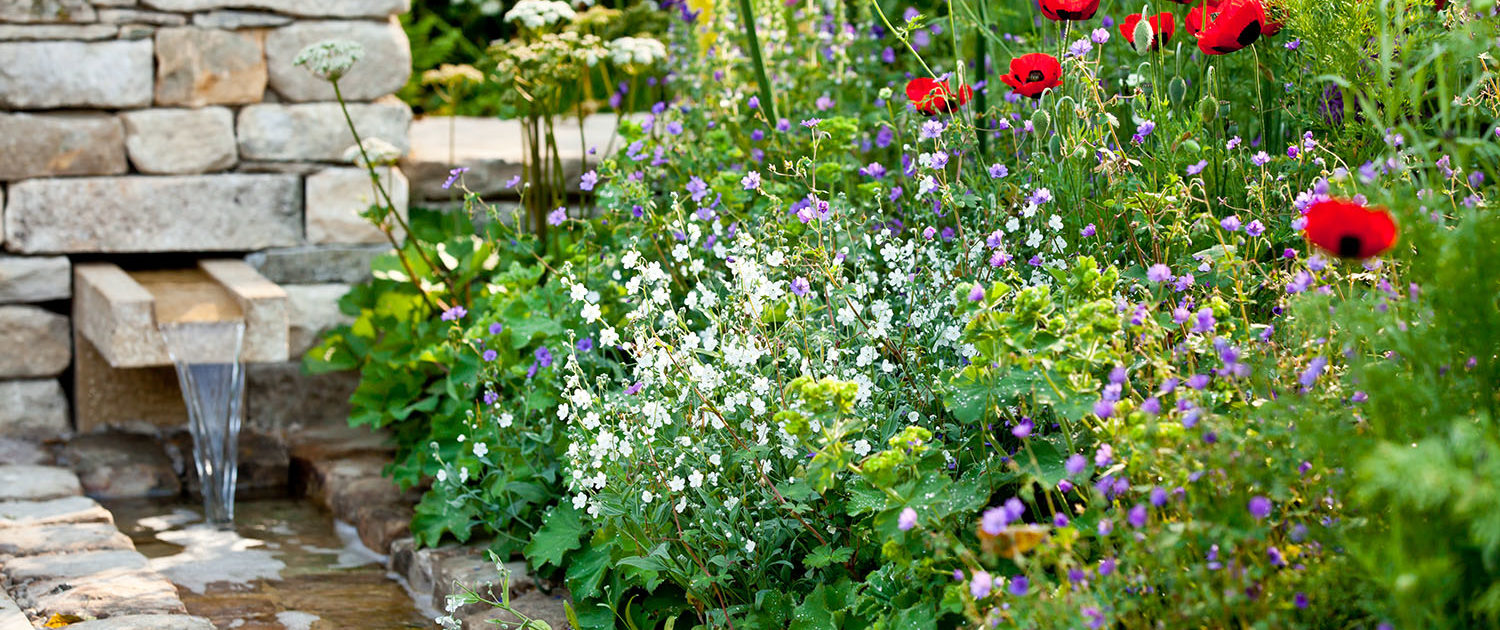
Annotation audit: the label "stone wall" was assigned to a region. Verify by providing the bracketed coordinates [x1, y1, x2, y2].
[0, 0, 413, 442]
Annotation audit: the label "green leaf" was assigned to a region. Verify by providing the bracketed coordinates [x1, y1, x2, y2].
[803, 544, 854, 570]
[565, 540, 613, 601]
[525, 504, 584, 569]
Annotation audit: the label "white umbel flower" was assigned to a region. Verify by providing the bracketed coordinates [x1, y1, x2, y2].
[293, 39, 365, 81]
[504, 0, 577, 28]
[608, 36, 667, 68]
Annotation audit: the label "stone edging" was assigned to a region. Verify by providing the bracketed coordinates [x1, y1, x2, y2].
[0, 464, 213, 629]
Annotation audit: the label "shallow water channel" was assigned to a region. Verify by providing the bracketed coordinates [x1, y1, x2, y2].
[107, 497, 433, 630]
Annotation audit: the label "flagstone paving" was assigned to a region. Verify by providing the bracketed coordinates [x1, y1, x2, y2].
[0, 464, 212, 627]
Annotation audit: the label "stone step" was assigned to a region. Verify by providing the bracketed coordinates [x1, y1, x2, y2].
[0, 465, 81, 501]
[0, 495, 114, 529]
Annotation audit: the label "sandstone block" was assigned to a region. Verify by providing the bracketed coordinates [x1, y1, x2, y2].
[0, 465, 80, 501]
[192, 9, 291, 28]
[0, 112, 126, 181]
[0, 305, 70, 378]
[245, 245, 387, 284]
[98, 8, 188, 24]
[0, 0, 96, 23]
[0, 40, 152, 109]
[122, 107, 238, 174]
[282, 284, 354, 356]
[0, 380, 68, 440]
[0, 24, 117, 40]
[237, 101, 411, 162]
[142, 0, 409, 18]
[265, 18, 411, 102]
[0, 256, 70, 303]
[305, 167, 408, 245]
[154, 26, 267, 107]
[5, 175, 300, 254]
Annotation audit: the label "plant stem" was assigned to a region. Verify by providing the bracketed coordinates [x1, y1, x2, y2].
[737, 0, 778, 122]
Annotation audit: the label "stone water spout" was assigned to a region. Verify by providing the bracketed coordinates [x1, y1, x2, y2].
[72, 261, 289, 525]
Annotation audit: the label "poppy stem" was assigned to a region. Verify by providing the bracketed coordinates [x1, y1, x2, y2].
[974, 0, 989, 159]
[735, 0, 778, 122]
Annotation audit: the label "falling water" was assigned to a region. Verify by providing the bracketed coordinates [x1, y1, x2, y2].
[160, 321, 246, 526]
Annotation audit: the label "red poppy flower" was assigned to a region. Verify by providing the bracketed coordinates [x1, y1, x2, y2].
[1039, 0, 1099, 21]
[1120, 12, 1176, 50]
[906, 77, 972, 115]
[1302, 199, 1398, 259]
[1000, 53, 1063, 99]
[1193, 0, 1269, 55]
[1183, 0, 1219, 36]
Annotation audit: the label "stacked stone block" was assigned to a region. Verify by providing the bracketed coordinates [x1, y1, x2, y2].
[0, 0, 413, 441]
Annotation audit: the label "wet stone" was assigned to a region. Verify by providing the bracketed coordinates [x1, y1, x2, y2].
[60, 433, 182, 500]
[0, 522, 133, 557]
[62, 614, 217, 630]
[0, 436, 52, 466]
[0, 495, 113, 529]
[352, 501, 410, 554]
[0, 464, 81, 501]
[23, 569, 187, 619]
[3, 549, 149, 583]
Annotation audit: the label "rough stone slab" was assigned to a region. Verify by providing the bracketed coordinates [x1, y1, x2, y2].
[0, 40, 152, 109]
[0, 111, 127, 181]
[299, 454, 387, 510]
[64, 615, 217, 630]
[0, 522, 131, 556]
[265, 18, 411, 102]
[404, 114, 629, 200]
[0, 305, 70, 378]
[245, 362, 357, 436]
[0, 436, 51, 466]
[0, 590, 27, 630]
[287, 424, 392, 462]
[353, 501, 410, 554]
[193, 9, 292, 28]
[154, 26, 267, 107]
[5, 175, 301, 254]
[0, 495, 112, 529]
[59, 433, 182, 500]
[237, 101, 411, 162]
[0, 379, 69, 440]
[0, 23, 117, 40]
[0, 465, 80, 501]
[23, 569, 186, 618]
[245, 245, 386, 284]
[142, 0, 409, 18]
[282, 283, 353, 356]
[0, 256, 70, 303]
[0, 0, 96, 22]
[306, 167, 408, 245]
[122, 107, 238, 174]
[3, 549, 149, 582]
[98, 8, 188, 24]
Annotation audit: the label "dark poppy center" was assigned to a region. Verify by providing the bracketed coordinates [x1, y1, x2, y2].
[1026, 70, 1046, 83]
[1237, 20, 1262, 46]
[1058, 9, 1086, 19]
[1337, 234, 1364, 258]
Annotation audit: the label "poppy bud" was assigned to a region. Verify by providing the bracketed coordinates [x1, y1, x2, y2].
[1182, 139, 1202, 153]
[1168, 76, 1188, 104]
[1132, 18, 1155, 54]
[1031, 109, 1053, 136]
[1197, 95, 1218, 123]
